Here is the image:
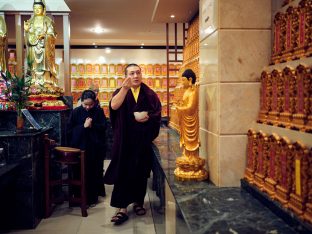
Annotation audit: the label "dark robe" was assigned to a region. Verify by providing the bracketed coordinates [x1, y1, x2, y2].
[67, 105, 107, 204]
[104, 83, 161, 207]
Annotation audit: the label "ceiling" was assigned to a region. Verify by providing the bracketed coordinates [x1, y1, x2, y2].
[11, 0, 198, 46]
[64, 0, 199, 46]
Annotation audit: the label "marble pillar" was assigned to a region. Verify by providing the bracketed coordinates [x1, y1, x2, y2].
[199, 0, 271, 186]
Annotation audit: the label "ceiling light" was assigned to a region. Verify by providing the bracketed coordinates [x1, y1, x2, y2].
[204, 26, 215, 35]
[141, 43, 144, 46]
[170, 15, 175, 18]
[98, 56, 106, 63]
[105, 48, 111, 54]
[91, 26, 105, 34]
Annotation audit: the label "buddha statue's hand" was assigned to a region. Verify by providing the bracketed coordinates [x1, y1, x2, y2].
[38, 34, 45, 40]
[24, 21, 30, 32]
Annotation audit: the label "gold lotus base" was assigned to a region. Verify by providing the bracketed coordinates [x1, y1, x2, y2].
[288, 193, 305, 216]
[174, 156, 208, 181]
[244, 168, 256, 184]
[303, 203, 312, 223]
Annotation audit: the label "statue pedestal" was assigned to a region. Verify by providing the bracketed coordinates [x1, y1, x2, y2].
[0, 128, 51, 229]
[0, 109, 71, 145]
[174, 156, 208, 181]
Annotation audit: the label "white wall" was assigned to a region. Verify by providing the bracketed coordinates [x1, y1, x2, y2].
[55, 48, 167, 89]
[69, 49, 167, 65]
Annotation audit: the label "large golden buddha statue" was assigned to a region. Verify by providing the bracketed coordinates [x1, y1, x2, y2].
[174, 69, 208, 181]
[24, 0, 60, 95]
[0, 15, 7, 72]
[24, 0, 66, 109]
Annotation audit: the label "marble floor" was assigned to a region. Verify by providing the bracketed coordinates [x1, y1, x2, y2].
[10, 160, 156, 234]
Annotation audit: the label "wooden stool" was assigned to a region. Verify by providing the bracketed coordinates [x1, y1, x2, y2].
[44, 135, 88, 217]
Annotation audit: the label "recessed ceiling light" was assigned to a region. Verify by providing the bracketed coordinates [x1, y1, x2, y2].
[92, 42, 96, 45]
[141, 43, 144, 46]
[170, 15, 175, 18]
[105, 47, 111, 54]
[90, 26, 106, 34]
[204, 43, 208, 46]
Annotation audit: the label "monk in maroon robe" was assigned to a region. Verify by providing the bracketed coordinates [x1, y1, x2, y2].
[104, 63, 161, 225]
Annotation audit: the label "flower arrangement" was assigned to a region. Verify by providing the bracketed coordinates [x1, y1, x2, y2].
[1, 71, 31, 117]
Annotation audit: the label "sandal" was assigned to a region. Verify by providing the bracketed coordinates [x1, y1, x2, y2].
[111, 212, 128, 225]
[133, 204, 146, 216]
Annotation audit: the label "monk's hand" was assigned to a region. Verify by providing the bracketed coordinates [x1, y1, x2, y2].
[121, 77, 131, 90]
[84, 117, 92, 128]
[136, 115, 149, 123]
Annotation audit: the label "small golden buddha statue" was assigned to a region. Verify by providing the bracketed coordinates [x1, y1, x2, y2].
[174, 69, 208, 181]
[24, 0, 60, 94]
[0, 15, 7, 72]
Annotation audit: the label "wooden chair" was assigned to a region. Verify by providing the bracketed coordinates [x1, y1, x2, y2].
[44, 134, 88, 217]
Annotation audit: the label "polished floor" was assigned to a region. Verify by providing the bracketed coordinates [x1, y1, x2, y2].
[11, 160, 156, 234]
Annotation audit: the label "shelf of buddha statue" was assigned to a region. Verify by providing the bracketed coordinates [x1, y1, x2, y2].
[93, 64, 100, 75]
[100, 78, 108, 88]
[139, 64, 146, 76]
[71, 64, 78, 77]
[100, 64, 108, 75]
[146, 64, 154, 76]
[85, 64, 93, 75]
[146, 77, 154, 88]
[78, 64, 85, 76]
[71, 78, 77, 90]
[161, 79, 167, 89]
[109, 78, 116, 88]
[109, 64, 116, 75]
[85, 78, 93, 89]
[154, 78, 161, 89]
[154, 64, 161, 76]
[161, 64, 167, 76]
[116, 64, 123, 76]
[71, 91, 80, 104]
[116, 78, 123, 88]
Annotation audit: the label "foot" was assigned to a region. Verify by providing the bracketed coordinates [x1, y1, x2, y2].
[133, 204, 146, 216]
[111, 209, 128, 225]
[111, 208, 127, 222]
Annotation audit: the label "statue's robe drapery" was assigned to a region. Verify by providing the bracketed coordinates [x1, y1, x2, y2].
[177, 86, 200, 154]
[25, 16, 57, 81]
[104, 83, 161, 207]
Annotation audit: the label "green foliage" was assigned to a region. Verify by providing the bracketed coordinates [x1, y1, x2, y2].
[1, 71, 31, 116]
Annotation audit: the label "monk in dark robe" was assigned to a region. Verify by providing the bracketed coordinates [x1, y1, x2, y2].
[67, 90, 107, 205]
[104, 63, 161, 225]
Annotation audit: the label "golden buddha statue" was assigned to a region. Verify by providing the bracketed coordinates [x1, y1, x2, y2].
[0, 15, 7, 72]
[24, 0, 60, 95]
[174, 69, 208, 181]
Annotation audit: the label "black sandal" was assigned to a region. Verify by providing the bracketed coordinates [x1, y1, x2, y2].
[111, 212, 128, 225]
[133, 204, 146, 216]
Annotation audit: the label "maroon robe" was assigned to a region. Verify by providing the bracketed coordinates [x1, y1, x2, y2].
[104, 83, 161, 186]
[104, 83, 161, 207]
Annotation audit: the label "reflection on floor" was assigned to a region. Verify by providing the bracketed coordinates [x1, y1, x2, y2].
[12, 160, 156, 234]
